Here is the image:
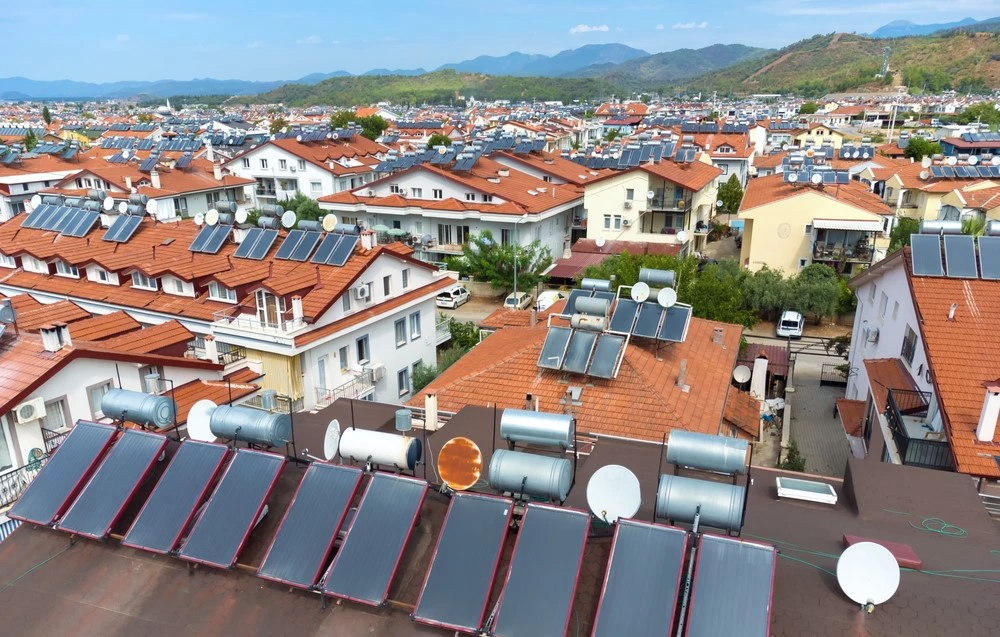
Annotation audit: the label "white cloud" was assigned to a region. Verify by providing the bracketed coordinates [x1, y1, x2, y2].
[569, 24, 610, 34]
[247, 40, 263, 49]
[655, 24, 665, 30]
[115, 34, 129, 42]
[296, 35, 323, 45]
[672, 21, 708, 29]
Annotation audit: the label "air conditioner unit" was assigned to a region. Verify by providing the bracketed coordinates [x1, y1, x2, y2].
[14, 397, 46, 424]
[623, 201, 632, 209]
[399, 188, 408, 197]
[865, 326, 880, 345]
[353, 284, 370, 300]
[366, 189, 375, 197]
[622, 219, 632, 227]
[289, 166, 296, 172]
[371, 364, 385, 382]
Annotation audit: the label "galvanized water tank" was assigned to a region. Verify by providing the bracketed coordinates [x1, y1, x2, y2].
[101, 388, 175, 428]
[580, 278, 612, 292]
[488, 449, 572, 501]
[210, 405, 291, 447]
[500, 409, 575, 449]
[338, 427, 422, 470]
[574, 296, 611, 317]
[639, 268, 676, 289]
[395, 409, 413, 432]
[655, 474, 745, 531]
[666, 430, 749, 475]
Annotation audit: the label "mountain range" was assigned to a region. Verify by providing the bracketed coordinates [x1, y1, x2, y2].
[869, 16, 1000, 38]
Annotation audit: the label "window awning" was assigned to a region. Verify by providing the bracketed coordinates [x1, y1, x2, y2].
[812, 218, 881, 231]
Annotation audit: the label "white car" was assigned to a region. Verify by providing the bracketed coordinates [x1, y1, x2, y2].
[776, 310, 805, 339]
[503, 291, 533, 310]
[535, 290, 566, 312]
[436, 286, 470, 309]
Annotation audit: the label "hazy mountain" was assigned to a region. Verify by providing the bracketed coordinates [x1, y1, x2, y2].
[296, 71, 352, 84]
[362, 68, 427, 76]
[870, 17, 978, 38]
[572, 44, 770, 86]
[437, 44, 649, 76]
[0, 76, 289, 100]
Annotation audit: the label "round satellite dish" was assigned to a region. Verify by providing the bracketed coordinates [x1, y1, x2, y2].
[788, 173, 799, 183]
[733, 365, 752, 384]
[657, 287, 678, 308]
[121, 149, 130, 159]
[30, 194, 42, 208]
[280, 210, 297, 228]
[811, 173, 823, 185]
[596, 237, 606, 248]
[145, 199, 157, 215]
[676, 230, 689, 243]
[919, 170, 929, 180]
[716, 199, 724, 208]
[280, 127, 288, 134]
[836, 542, 900, 609]
[781, 143, 789, 151]
[631, 281, 650, 303]
[437, 436, 483, 491]
[968, 155, 979, 166]
[946, 156, 957, 166]
[992, 157, 1000, 167]
[193, 212, 205, 226]
[323, 419, 342, 461]
[118, 201, 128, 214]
[186, 399, 218, 442]
[234, 208, 248, 224]
[438, 146, 448, 154]
[103, 196, 114, 211]
[295, 134, 303, 142]
[646, 190, 655, 200]
[322, 214, 338, 232]
[205, 209, 219, 226]
[921, 156, 932, 168]
[805, 148, 815, 157]
[587, 464, 641, 524]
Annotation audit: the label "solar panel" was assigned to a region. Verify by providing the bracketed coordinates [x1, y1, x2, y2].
[62, 210, 100, 237]
[326, 233, 359, 266]
[943, 234, 978, 278]
[538, 326, 572, 370]
[565, 289, 593, 315]
[942, 166, 955, 178]
[910, 234, 944, 277]
[234, 228, 265, 259]
[609, 298, 639, 333]
[592, 520, 688, 637]
[57, 430, 168, 540]
[311, 233, 342, 263]
[587, 334, 625, 379]
[322, 473, 428, 606]
[562, 330, 598, 374]
[633, 302, 664, 338]
[978, 236, 1000, 280]
[290, 230, 322, 261]
[139, 155, 158, 172]
[24, 204, 52, 229]
[593, 290, 617, 304]
[201, 224, 232, 254]
[189, 224, 215, 252]
[413, 493, 513, 632]
[178, 449, 284, 568]
[930, 166, 944, 178]
[175, 153, 193, 169]
[658, 303, 692, 342]
[684, 535, 776, 637]
[102, 215, 142, 243]
[122, 441, 229, 554]
[274, 229, 305, 260]
[257, 463, 363, 589]
[233, 228, 278, 260]
[491, 504, 589, 637]
[51, 207, 80, 233]
[9, 422, 117, 526]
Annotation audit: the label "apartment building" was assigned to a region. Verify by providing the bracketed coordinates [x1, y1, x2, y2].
[0, 151, 85, 221]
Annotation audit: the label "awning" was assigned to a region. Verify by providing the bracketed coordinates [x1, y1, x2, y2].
[544, 252, 609, 279]
[812, 218, 882, 231]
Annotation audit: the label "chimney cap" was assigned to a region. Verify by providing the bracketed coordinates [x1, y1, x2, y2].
[984, 379, 1000, 392]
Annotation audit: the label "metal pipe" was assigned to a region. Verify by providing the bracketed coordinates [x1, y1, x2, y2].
[674, 507, 701, 637]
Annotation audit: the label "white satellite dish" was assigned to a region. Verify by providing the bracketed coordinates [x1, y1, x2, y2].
[781, 143, 789, 151]
[118, 201, 128, 214]
[587, 464, 641, 524]
[323, 419, 342, 461]
[647, 190, 655, 200]
[946, 156, 957, 166]
[121, 149, 130, 159]
[716, 199, 724, 208]
[631, 281, 650, 303]
[193, 212, 205, 226]
[296, 134, 303, 142]
[732, 365, 752, 384]
[992, 157, 1000, 167]
[145, 199, 157, 215]
[920, 156, 932, 168]
[968, 155, 979, 166]
[234, 208, 248, 224]
[30, 194, 42, 208]
[205, 209, 219, 226]
[280, 210, 297, 228]
[920, 171, 929, 180]
[321, 214, 338, 232]
[836, 542, 900, 611]
[810, 173, 822, 185]
[675, 230, 689, 243]
[187, 399, 218, 442]
[657, 287, 677, 308]
[102, 196, 114, 211]
[596, 237, 606, 248]
[788, 173, 799, 183]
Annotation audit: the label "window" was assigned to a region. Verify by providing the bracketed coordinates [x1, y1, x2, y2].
[310, 181, 322, 194]
[413, 221, 423, 234]
[356, 335, 370, 364]
[298, 159, 306, 171]
[433, 189, 443, 199]
[465, 192, 476, 201]
[394, 319, 407, 347]
[87, 380, 113, 419]
[613, 215, 622, 230]
[799, 258, 809, 268]
[603, 215, 611, 230]
[868, 284, 877, 303]
[804, 223, 812, 235]
[242, 158, 250, 168]
[255, 289, 285, 327]
[131, 271, 157, 290]
[409, 311, 421, 339]
[342, 294, 351, 312]
[892, 301, 899, 321]
[55, 260, 79, 278]
[482, 194, 493, 202]
[260, 158, 268, 169]
[390, 184, 401, 194]
[456, 225, 471, 244]
[338, 345, 350, 372]
[401, 268, 410, 289]
[411, 187, 423, 198]
[719, 164, 730, 175]
[878, 292, 888, 321]
[625, 188, 634, 201]
[279, 159, 287, 170]
[438, 224, 453, 245]
[171, 278, 185, 295]
[93, 267, 110, 283]
[364, 281, 373, 302]
[901, 325, 918, 366]
[383, 274, 392, 296]
[138, 365, 164, 391]
[317, 356, 329, 390]
[397, 368, 410, 397]
[208, 281, 237, 302]
[0, 253, 16, 268]
[43, 397, 70, 431]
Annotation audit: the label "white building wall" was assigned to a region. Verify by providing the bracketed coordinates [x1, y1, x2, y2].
[228, 146, 373, 199]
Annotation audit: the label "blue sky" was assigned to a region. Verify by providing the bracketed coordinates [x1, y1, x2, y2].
[5, 0, 1000, 81]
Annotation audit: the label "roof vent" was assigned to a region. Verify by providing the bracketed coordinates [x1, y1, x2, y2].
[498, 168, 510, 177]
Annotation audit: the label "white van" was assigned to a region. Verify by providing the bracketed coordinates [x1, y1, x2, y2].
[776, 311, 804, 339]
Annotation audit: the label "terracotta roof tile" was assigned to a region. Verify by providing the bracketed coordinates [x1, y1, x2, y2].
[836, 398, 866, 437]
[99, 320, 193, 355]
[63, 311, 142, 341]
[168, 378, 258, 427]
[864, 358, 918, 413]
[724, 390, 761, 437]
[741, 173, 892, 215]
[15, 300, 90, 331]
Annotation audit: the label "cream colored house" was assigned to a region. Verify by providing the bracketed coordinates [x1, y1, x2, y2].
[794, 124, 846, 150]
[738, 174, 893, 275]
[872, 161, 997, 222]
[583, 155, 721, 254]
[940, 182, 1000, 222]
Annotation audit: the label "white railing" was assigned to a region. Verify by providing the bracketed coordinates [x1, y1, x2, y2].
[435, 320, 451, 345]
[314, 369, 376, 408]
[213, 306, 307, 336]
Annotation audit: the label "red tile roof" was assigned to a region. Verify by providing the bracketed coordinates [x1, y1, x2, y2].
[168, 378, 259, 427]
[724, 390, 761, 438]
[99, 320, 193, 355]
[837, 398, 866, 437]
[15, 300, 90, 331]
[638, 160, 722, 193]
[741, 173, 892, 215]
[63, 311, 142, 341]
[864, 358, 918, 413]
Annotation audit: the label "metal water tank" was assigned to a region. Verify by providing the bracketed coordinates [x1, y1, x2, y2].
[571, 314, 607, 332]
[639, 268, 676, 288]
[395, 409, 413, 432]
[101, 388, 175, 428]
[575, 297, 611, 317]
[666, 430, 749, 475]
[500, 409, 575, 448]
[580, 278, 612, 292]
[655, 474, 745, 531]
[919, 220, 962, 235]
[488, 449, 572, 501]
[338, 427, 422, 470]
[209, 405, 291, 447]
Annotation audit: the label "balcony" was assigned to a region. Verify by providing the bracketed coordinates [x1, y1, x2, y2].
[436, 319, 451, 346]
[212, 305, 308, 344]
[314, 369, 376, 408]
[812, 230, 875, 265]
[649, 195, 693, 212]
[0, 454, 50, 508]
[885, 388, 954, 471]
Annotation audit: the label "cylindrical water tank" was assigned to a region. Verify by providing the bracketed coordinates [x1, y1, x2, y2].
[338, 427, 422, 470]
[260, 204, 284, 216]
[43, 196, 63, 205]
[259, 216, 279, 229]
[395, 409, 412, 432]
[500, 409, 575, 448]
[63, 197, 82, 208]
[126, 204, 144, 216]
[920, 220, 962, 235]
[575, 296, 610, 317]
[488, 449, 572, 501]
[217, 212, 235, 226]
[209, 405, 291, 447]
[987, 220, 1000, 237]
[260, 389, 277, 410]
[667, 430, 749, 475]
[571, 314, 607, 332]
[580, 278, 612, 292]
[334, 223, 359, 235]
[101, 388, 175, 428]
[216, 200, 238, 214]
[655, 474, 745, 531]
[298, 219, 322, 232]
[640, 268, 676, 288]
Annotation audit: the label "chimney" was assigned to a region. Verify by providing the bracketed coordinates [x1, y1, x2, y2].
[676, 358, 690, 393]
[124, 176, 133, 190]
[976, 381, 1000, 442]
[39, 323, 70, 352]
[291, 295, 304, 323]
[360, 229, 377, 250]
[213, 163, 223, 181]
[498, 168, 510, 177]
[712, 327, 725, 345]
[529, 308, 538, 327]
[150, 169, 161, 190]
[948, 303, 958, 321]
[425, 392, 439, 431]
[524, 393, 533, 410]
[204, 334, 220, 364]
[206, 139, 215, 163]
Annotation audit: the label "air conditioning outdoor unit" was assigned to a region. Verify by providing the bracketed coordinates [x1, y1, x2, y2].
[14, 397, 46, 424]
[371, 364, 385, 382]
[623, 201, 632, 209]
[289, 166, 296, 172]
[366, 189, 376, 197]
[399, 188, 408, 196]
[622, 219, 632, 227]
[865, 326, 880, 345]
[353, 284, 370, 300]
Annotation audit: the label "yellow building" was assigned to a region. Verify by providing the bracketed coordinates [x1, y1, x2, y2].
[738, 174, 893, 275]
[868, 161, 1000, 222]
[794, 124, 845, 150]
[940, 182, 1000, 222]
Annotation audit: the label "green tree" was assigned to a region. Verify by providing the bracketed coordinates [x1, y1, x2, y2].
[604, 129, 619, 143]
[412, 345, 471, 393]
[956, 102, 1000, 130]
[329, 110, 389, 140]
[685, 262, 757, 328]
[329, 110, 353, 129]
[717, 174, 744, 214]
[269, 117, 289, 135]
[137, 113, 154, 123]
[580, 252, 699, 300]
[426, 132, 452, 147]
[962, 216, 986, 237]
[743, 266, 792, 321]
[281, 191, 323, 221]
[789, 263, 840, 320]
[798, 102, 819, 115]
[22, 129, 38, 151]
[903, 136, 941, 160]
[447, 230, 552, 293]
[778, 439, 806, 472]
[448, 319, 480, 350]
[41, 105, 51, 126]
[888, 217, 920, 252]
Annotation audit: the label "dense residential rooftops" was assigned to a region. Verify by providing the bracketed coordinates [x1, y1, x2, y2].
[740, 173, 893, 215]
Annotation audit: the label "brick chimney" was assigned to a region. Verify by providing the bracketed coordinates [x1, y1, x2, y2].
[976, 380, 1000, 442]
[676, 358, 690, 393]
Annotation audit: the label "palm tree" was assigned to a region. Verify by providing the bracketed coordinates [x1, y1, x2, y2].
[962, 216, 986, 236]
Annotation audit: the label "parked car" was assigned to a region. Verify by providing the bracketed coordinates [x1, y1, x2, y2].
[776, 310, 805, 339]
[535, 290, 566, 312]
[436, 286, 470, 309]
[503, 291, 533, 310]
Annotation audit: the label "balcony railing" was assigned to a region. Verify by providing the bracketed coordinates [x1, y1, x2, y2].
[649, 196, 693, 211]
[0, 454, 50, 508]
[41, 427, 69, 453]
[885, 388, 954, 471]
[218, 343, 247, 366]
[435, 319, 451, 345]
[315, 369, 376, 408]
[213, 305, 307, 336]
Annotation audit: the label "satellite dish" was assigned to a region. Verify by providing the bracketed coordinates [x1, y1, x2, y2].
[186, 399, 218, 442]
[631, 281, 650, 303]
[193, 212, 205, 226]
[437, 436, 483, 491]
[596, 237, 606, 248]
[587, 464, 641, 524]
[323, 419, 342, 461]
[733, 365, 752, 384]
[145, 199, 157, 215]
[234, 208, 248, 224]
[946, 156, 957, 166]
[321, 214, 338, 232]
[716, 199, 724, 208]
[295, 134, 303, 142]
[280, 210, 297, 228]
[676, 230, 689, 243]
[788, 173, 799, 183]
[805, 148, 815, 158]
[30, 194, 42, 208]
[836, 542, 900, 611]
[781, 143, 789, 151]
[992, 157, 1000, 167]
[118, 201, 128, 214]
[968, 155, 978, 166]
[647, 190, 655, 200]
[102, 196, 114, 211]
[920, 171, 929, 180]
[205, 209, 219, 226]
[811, 173, 823, 185]
[438, 146, 447, 154]
[921, 156, 932, 168]
[657, 287, 677, 308]
[121, 149, 130, 159]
